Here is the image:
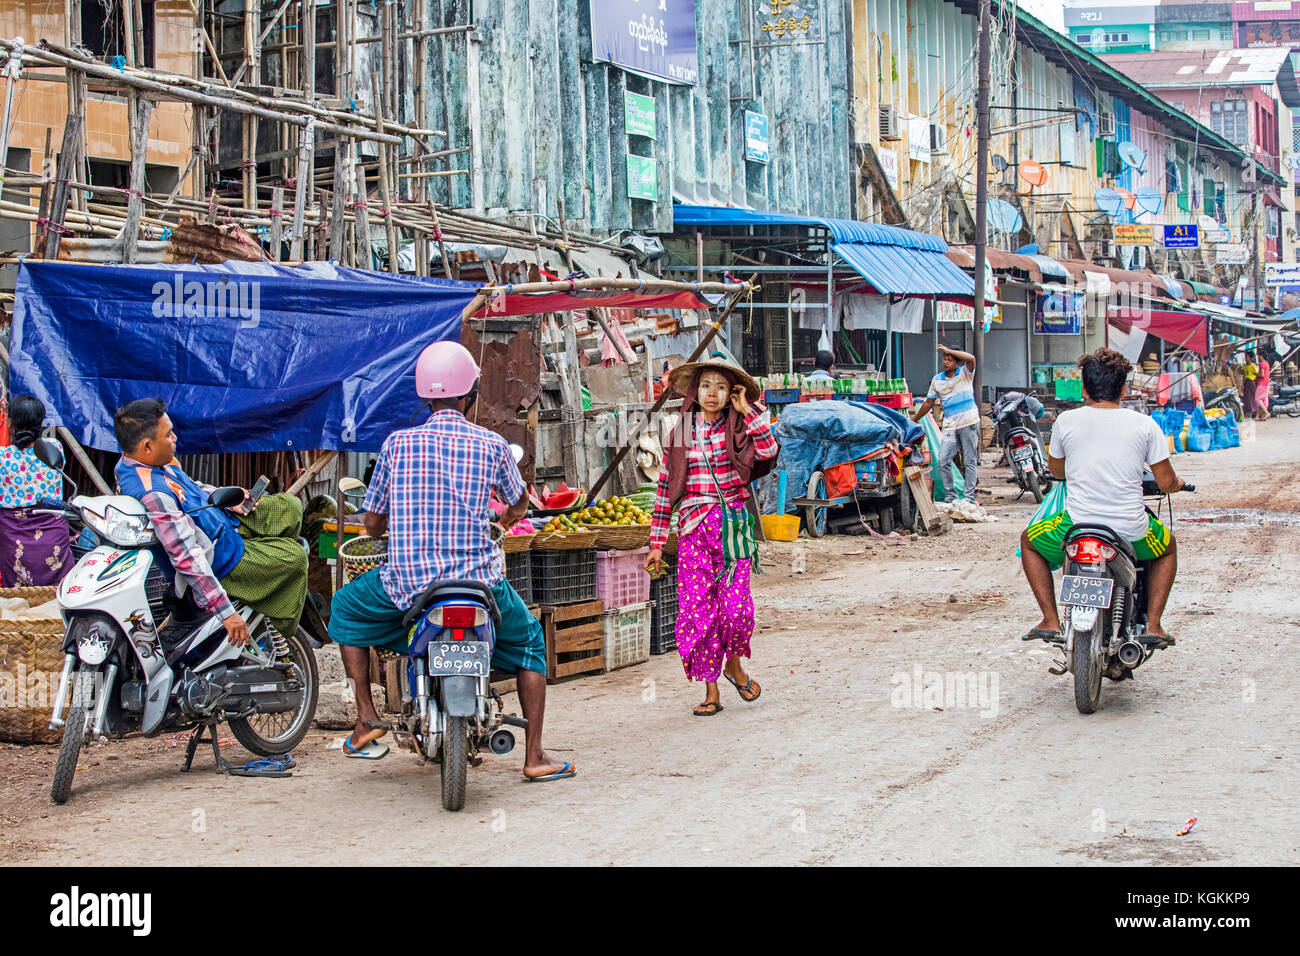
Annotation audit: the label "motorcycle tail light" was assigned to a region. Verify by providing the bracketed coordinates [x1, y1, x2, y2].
[432, 605, 485, 628]
[1010, 435, 1027, 447]
[1065, 538, 1116, 563]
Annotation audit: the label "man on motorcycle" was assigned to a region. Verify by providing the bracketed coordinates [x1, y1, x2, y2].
[112, 398, 309, 649]
[1020, 349, 1187, 644]
[328, 341, 575, 781]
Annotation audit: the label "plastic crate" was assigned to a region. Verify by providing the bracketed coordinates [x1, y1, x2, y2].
[505, 550, 533, 605]
[764, 388, 800, 405]
[603, 601, 653, 671]
[595, 548, 650, 608]
[531, 548, 597, 605]
[868, 392, 912, 409]
[649, 568, 678, 655]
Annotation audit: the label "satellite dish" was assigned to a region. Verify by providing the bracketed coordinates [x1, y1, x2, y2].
[1198, 214, 1218, 234]
[987, 199, 1023, 234]
[1095, 188, 1124, 218]
[992, 154, 1009, 172]
[1135, 187, 1164, 216]
[1020, 159, 1048, 189]
[1115, 187, 1137, 210]
[1117, 142, 1147, 173]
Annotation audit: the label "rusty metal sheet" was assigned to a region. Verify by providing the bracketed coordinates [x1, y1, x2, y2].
[460, 319, 540, 484]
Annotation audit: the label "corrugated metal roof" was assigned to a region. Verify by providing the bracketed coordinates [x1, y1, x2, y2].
[1101, 47, 1293, 87]
[672, 204, 948, 252]
[672, 204, 973, 296]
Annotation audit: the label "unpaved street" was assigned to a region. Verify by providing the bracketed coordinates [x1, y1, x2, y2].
[3, 418, 1298, 866]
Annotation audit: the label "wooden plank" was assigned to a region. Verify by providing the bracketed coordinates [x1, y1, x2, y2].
[383, 655, 406, 712]
[555, 622, 604, 654]
[42, 114, 81, 259]
[285, 449, 338, 495]
[905, 465, 950, 536]
[554, 655, 604, 679]
[269, 187, 284, 261]
[542, 599, 604, 624]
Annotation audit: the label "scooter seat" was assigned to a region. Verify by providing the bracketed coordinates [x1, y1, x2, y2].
[402, 578, 502, 630]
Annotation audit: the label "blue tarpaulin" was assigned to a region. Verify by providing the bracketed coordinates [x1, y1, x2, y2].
[10, 261, 481, 453]
[760, 401, 925, 514]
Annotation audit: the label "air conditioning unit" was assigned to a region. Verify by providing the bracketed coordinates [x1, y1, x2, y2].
[929, 122, 947, 153]
[1097, 111, 1115, 139]
[879, 105, 901, 142]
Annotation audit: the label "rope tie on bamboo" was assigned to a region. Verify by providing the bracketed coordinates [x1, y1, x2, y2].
[375, 207, 391, 219]
[36, 217, 73, 236]
[350, 199, 369, 210]
[431, 228, 443, 240]
[238, 160, 257, 171]
[566, 279, 577, 292]
[122, 187, 143, 199]
[110, 55, 126, 73]
[268, 208, 283, 218]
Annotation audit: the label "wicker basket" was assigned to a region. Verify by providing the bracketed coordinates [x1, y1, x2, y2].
[338, 535, 389, 582]
[0, 586, 64, 745]
[581, 523, 651, 550]
[531, 529, 599, 551]
[663, 532, 679, 555]
[501, 531, 536, 554]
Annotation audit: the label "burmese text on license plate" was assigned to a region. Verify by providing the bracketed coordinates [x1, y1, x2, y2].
[430, 641, 490, 675]
[1060, 575, 1113, 608]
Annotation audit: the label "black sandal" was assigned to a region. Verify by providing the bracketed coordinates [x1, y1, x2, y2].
[1021, 628, 1064, 644]
[725, 673, 761, 702]
[692, 701, 723, 717]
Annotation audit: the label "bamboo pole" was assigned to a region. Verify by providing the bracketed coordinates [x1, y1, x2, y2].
[371, 72, 399, 273]
[289, 116, 316, 259]
[269, 187, 285, 261]
[0, 38, 22, 200]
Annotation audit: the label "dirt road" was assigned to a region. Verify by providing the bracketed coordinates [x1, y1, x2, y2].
[4, 416, 1298, 866]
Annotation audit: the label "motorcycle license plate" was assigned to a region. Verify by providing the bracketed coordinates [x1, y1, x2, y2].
[429, 640, 490, 676]
[1012, 447, 1034, 463]
[1059, 575, 1113, 609]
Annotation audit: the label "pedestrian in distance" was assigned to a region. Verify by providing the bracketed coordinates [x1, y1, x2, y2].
[911, 344, 981, 504]
[0, 394, 73, 586]
[645, 357, 778, 716]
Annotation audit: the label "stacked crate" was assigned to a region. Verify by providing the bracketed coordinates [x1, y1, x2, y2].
[532, 544, 602, 682]
[595, 548, 652, 671]
[649, 560, 678, 655]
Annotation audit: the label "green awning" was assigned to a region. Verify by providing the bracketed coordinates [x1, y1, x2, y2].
[1187, 280, 1216, 295]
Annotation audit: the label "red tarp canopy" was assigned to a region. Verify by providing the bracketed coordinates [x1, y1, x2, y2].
[1108, 306, 1209, 356]
[470, 288, 718, 317]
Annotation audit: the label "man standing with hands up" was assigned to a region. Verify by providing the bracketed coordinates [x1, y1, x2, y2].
[912, 344, 981, 505]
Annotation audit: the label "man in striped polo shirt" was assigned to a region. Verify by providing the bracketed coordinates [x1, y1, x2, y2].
[912, 344, 981, 504]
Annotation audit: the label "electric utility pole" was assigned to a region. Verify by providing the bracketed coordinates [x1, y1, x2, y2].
[972, 0, 992, 404]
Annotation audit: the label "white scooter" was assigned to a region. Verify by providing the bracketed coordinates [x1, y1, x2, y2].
[33, 438, 319, 803]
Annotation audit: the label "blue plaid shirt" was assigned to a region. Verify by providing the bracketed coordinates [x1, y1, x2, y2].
[364, 409, 526, 609]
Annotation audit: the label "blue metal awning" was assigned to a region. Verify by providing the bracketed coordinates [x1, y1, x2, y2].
[672, 204, 975, 297]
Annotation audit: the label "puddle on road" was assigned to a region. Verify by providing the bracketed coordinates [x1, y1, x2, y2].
[1179, 509, 1300, 528]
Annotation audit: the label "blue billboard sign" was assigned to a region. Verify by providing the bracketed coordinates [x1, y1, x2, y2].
[589, 0, 699, 86]
[1162, 224, 1199, 248]
[745, 111, 769, 164]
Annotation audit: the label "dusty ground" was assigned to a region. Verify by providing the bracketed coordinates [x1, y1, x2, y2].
[3, 416, 1297, 866]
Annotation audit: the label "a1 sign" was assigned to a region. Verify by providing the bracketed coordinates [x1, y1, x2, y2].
[1162, 224, 1199, 248]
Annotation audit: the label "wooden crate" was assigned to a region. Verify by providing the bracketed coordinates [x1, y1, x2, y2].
[541, 599, 605, 684]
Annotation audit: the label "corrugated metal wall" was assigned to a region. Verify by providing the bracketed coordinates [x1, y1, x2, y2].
[411, 0, 853, 232]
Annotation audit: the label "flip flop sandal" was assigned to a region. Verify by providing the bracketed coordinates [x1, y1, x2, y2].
[523, 760, 577, 782]
[1021, 628, 1064, 644]
[229, 758, 293, 778]
[266, 753, 297, 769]
[343, 736, 390, 760]
[1137, 633, 1174, 647]
[692, 701, 724, 717]
[724, 674, 761, 702]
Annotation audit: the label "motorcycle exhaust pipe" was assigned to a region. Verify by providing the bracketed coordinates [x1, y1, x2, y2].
[488, 729, 515, 755]
[1117, 640, 1144, 668]
[48, 654, 76, 729]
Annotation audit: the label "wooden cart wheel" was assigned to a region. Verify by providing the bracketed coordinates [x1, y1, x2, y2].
[805, 471, 828, 538]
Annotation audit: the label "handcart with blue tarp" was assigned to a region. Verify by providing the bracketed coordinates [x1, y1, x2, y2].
[760, 400, 928, 537]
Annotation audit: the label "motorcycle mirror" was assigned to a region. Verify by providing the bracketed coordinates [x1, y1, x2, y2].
[339, 476, 368, 498]
[207, 485, 246, 509]
[508, 443, 525, 463]
[33, 436, 66, 471]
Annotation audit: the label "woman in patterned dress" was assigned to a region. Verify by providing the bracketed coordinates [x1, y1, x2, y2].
[0, 395, 72, 586]
[645, 358, 778, 716]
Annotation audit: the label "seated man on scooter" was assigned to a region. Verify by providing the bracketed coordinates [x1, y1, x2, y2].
[1019, 348, 1187, 646]
[113, 398, 309, 649]
[327, 341, 575, 781]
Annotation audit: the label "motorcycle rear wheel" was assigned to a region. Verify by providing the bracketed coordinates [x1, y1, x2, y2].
[51, 671, 93, 805]
[1027, 471, 1044, 504]
[228, 624, 319, 756]
[441, 715, 468, 811]
[1072, 620, 1103, 714]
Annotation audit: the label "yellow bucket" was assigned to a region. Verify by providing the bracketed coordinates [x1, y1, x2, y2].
[761, 514, 801, 542]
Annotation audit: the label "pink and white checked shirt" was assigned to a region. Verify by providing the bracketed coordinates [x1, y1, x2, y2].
[649, 408, 777, 551]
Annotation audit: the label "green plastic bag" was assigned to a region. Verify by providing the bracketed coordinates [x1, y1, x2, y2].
[919, 414, 964, 501]
[1014, 479, 1067, 562]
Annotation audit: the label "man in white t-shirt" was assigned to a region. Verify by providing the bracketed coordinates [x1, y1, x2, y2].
[912, 344, 980, 502]
[1020, 348, 1188, 644]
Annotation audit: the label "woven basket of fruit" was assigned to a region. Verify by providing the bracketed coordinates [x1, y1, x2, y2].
[575, 496, 653, 549]
[533, 512, 599, 550]
[501, 531, 536, 554]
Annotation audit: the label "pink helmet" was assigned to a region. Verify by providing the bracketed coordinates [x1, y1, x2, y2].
[415, 341, 480, 399]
